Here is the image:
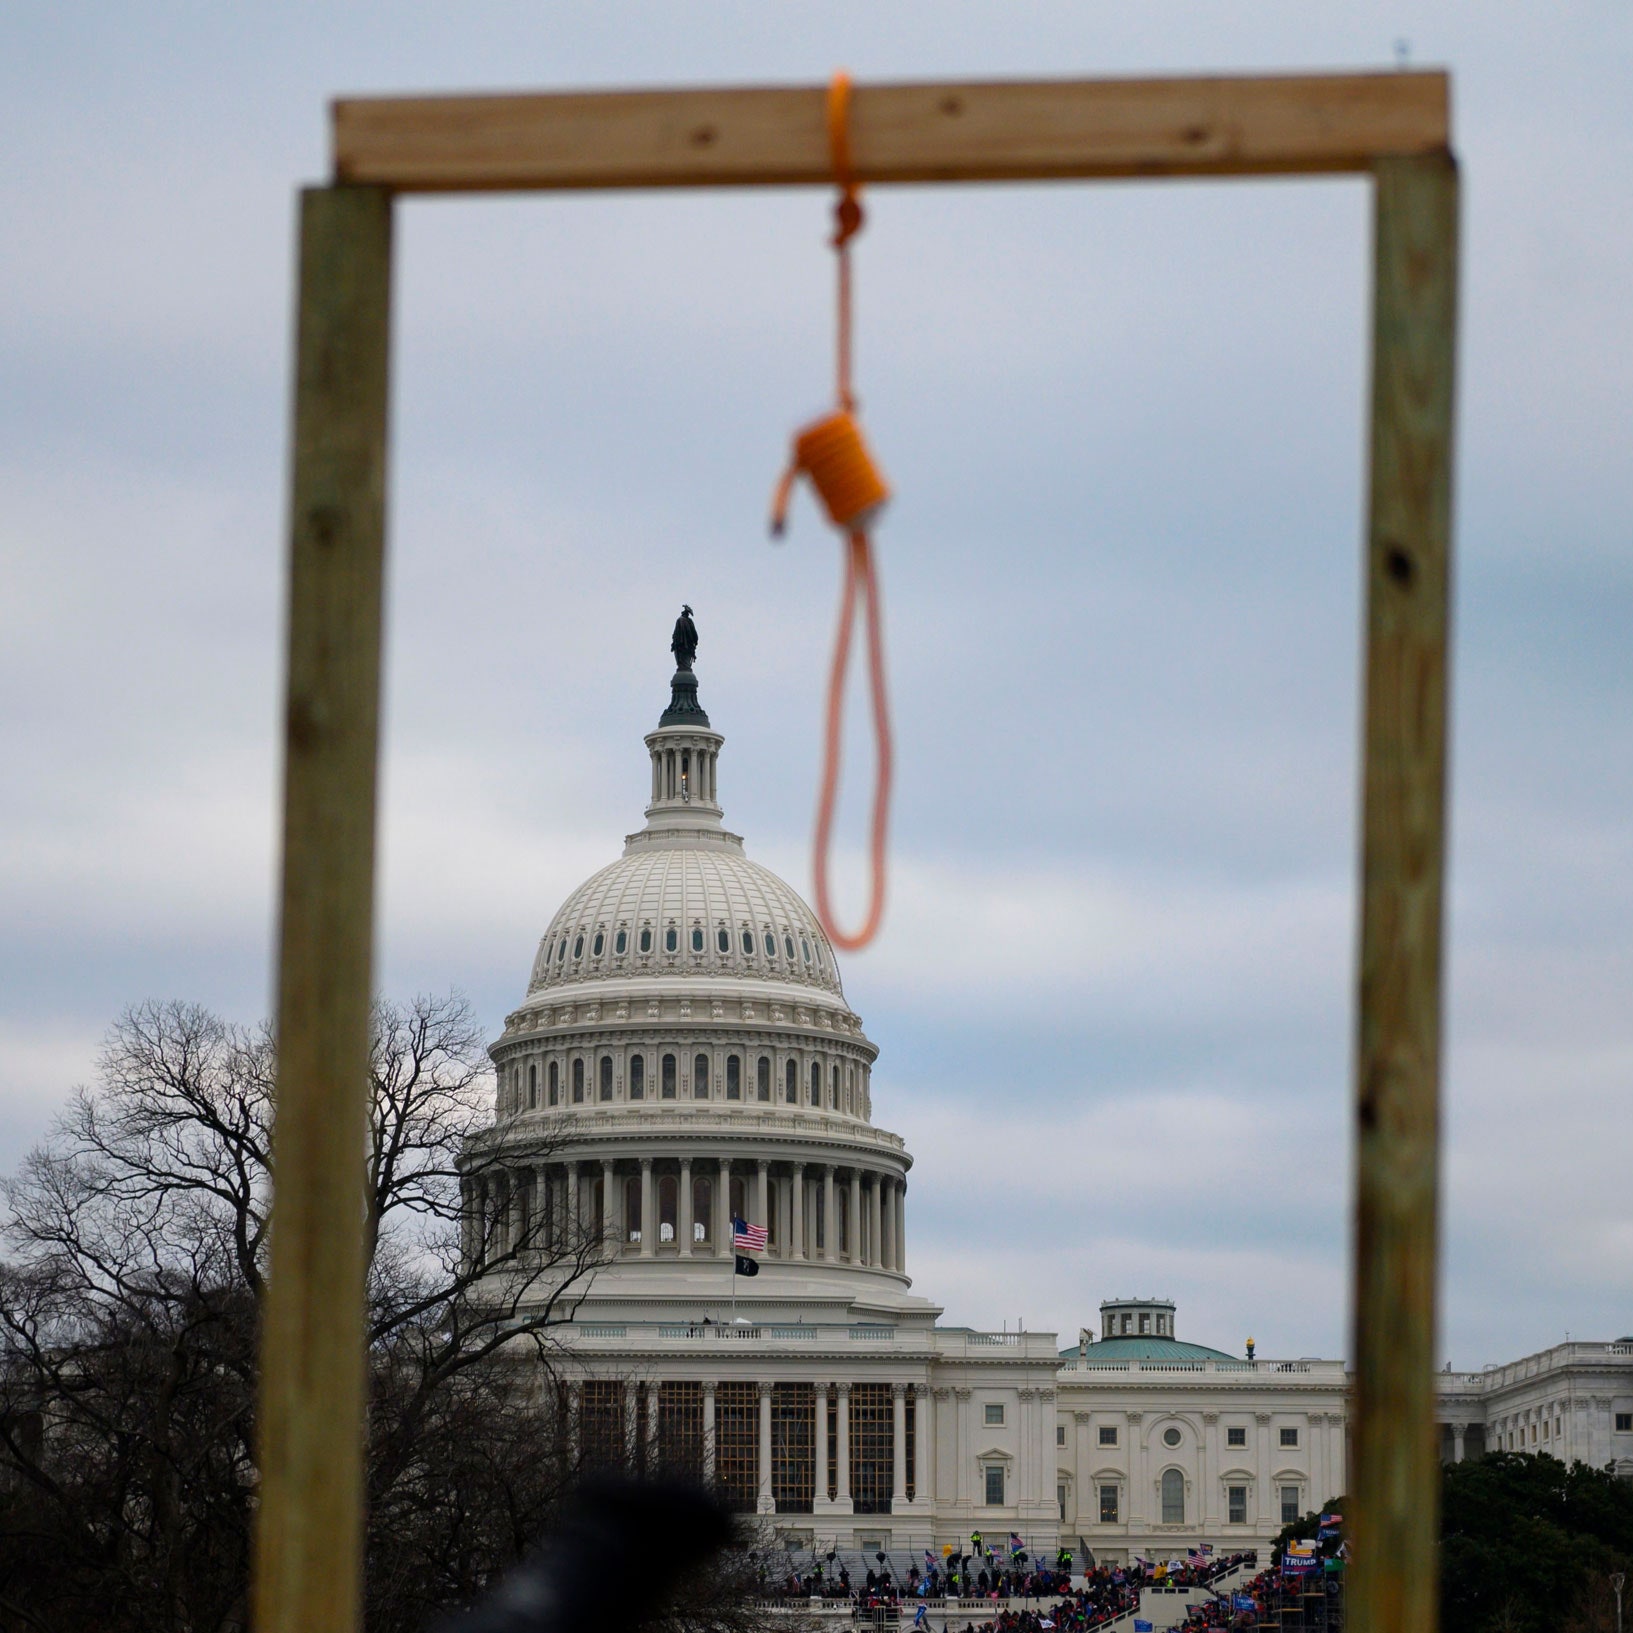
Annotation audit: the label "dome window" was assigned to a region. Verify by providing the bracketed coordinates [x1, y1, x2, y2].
[599, 1055, 613, 1101]
[558, 937, 567, 962]
[665, 926, 678, 953]
[548, 1060, 558, 1105]
[717, 926, 730, 953]
[573, 934, 584, 959]
[640, 926, 652, 953]
[785, 1060, 798, 1103]
[726, 1055, 741, 1099]
[693, 1053, 710, 1099]
[629, 1055, 644, 1100]
[614, 928, 627, 955]
[571, 1059, 584, 1103]
[784, 934, 796, 960]
[592, 931, 604, 957]
[541, 942, 551, 965]
[661, 1054, 677, 1099]
[801, 936, 812, 963]
[742, 928, 754, 955]
[765, 932, 776, 958]
[756, 1056, 770, 1101]
[691, 926, 704, 953]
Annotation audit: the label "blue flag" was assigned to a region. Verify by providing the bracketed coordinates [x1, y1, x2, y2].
[1135, 1621, 1154, 1631]
[1234, 1595, 1257, 1612]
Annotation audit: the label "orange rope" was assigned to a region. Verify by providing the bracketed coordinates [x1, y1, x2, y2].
[768, 70, 895, 950]
[813, 529, 893, 950]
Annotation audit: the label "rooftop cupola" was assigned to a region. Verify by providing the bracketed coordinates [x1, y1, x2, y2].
[629, 605, 736, 852]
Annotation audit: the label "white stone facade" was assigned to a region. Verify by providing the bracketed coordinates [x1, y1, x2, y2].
[464, 640, 1630, 1567]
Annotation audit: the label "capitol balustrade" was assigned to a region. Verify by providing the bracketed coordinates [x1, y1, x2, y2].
[559, 1320, 1057, 1360]
[490, 1103, 909, 1154]
[1069, 1356, 1350, 1382]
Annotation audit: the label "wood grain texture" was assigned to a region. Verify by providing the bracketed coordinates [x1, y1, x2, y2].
[252, 185, 393, 1633]
[332, 72, 1449, 193]
[1350, 153, 1459, 1633]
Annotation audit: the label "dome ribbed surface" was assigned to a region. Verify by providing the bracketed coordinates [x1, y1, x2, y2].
[528, 844, 844, 998]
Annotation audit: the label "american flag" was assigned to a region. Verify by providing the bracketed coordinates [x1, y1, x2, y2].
[732, 1215, 768, 1253]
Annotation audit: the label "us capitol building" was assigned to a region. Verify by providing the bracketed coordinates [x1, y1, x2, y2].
[466, 617, 1633, 1563]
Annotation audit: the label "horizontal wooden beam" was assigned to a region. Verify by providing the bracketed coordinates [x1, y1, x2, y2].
[332, 71, 1449, 194]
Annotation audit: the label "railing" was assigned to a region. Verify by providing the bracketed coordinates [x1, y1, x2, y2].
[1073, 1356, 1346, 1379]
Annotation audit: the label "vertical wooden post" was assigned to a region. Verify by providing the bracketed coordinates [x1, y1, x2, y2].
[253, 184, 393, 1633]
[1350, 152, 1458, 1633]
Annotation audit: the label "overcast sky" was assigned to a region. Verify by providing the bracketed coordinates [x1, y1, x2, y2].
[3, 3, 1629, 1369]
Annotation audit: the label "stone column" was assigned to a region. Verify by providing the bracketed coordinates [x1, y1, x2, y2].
[894, 1180, 907, 1273]
[954, 1388, 973, 1505]
[755, 1159, 769, 1239]
[848, 1170, 862, 1263]
[791, 1163, 806, 1260]
[823, 1166, 837, 1262]
[1201, 1413, 1218, 1526]
[835, 1383, 853, 1511]
[869, 1175, 883, 1267]
[703, 1382, 717, 1481]
[625, 1381, 641, 1471]
[892, 1383, 908, 1508]
[1255, 1413, 1272, 1527]
[718, 1158, 733, 1257]
[918, 1385, 935, 1506]
[565, 1162, 579, 1243]
[1452, 1423, 1465, 1463]
[601, 1159, 615, 1248]
[639, 1158, 654, 1258]
[814, 1383, 831, 1506]
[679, 1156, 693, 1256]
[1128, 1412, 1145, 1525]
[758, 1382, 775, 1513]
[647, 1382, 660, 1472]
[880, 1177, 893, 1270]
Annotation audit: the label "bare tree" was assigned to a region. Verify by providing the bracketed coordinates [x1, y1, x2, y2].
[0, 993, 607, 1633]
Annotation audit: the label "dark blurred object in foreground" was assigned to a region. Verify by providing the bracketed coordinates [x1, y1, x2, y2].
[432, 1479, 737, 1633]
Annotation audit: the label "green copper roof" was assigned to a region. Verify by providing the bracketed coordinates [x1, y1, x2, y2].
[1059, 1336, 1240, 1363]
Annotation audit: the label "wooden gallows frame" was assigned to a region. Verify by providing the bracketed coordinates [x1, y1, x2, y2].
[256, 71, 1459, 1633]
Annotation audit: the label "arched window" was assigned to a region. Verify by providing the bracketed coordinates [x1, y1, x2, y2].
[599, 1055, 613, 1101]
[717, 926, 730, 953]
[693, 1052, 710, 1099]
[692, 1175, 713, 1241]
[726, 1055, 741, 1100]
[784, 934, 796, 960]
[658, 1175, 678, 1242]
[557, 937, 567, 962]
[757, 1056, 771, 1101]
[1161, 1468, 1185, 1525]
[830, 1063, 839, 1108]
[785, 1059, 798, 1103]
[639, 926, 652, 953]
[691, 926, 704, 952]
[548, 1060, 558, 1105]
[764, 931, 776, 957]
[661, 1054, 676, 1099]
[809, 1061, 821, 1105]
[573, 934, 584, 959]
[624, 1175, 641, 1242]
[592, 930, 604, 956]
[572, 1058, 584, 1103]
[527, 1062, 537, 1108]
[802, 936, 811, 963]
[742, 928, 754, 954]
[629, 1054, 644, 1100]
[614, 927, 627, 954]
[665, 925, 678, 952]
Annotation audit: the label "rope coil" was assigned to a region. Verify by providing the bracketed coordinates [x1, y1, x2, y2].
[768, 71, 894, 952]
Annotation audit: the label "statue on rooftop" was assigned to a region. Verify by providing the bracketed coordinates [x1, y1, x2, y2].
[671, 604, 698, 671]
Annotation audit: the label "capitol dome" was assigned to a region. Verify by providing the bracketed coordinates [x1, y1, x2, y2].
[478, 609, 919, 1322]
